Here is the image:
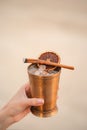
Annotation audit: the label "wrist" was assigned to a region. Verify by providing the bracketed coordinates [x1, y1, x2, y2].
[0, 105, 14, 130]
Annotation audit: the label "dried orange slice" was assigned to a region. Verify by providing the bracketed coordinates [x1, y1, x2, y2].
[38, 52, 60, 71]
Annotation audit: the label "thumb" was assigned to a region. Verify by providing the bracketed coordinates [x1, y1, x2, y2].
[26, 98, 44, 106]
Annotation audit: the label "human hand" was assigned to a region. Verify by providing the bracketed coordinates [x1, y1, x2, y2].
[0, 83, 44, 130]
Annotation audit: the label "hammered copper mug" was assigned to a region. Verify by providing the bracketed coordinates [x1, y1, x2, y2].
[27, 52, 61, 117]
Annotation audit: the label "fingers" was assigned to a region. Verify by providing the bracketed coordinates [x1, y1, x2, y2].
[26, 98, 44, 106]
[24, 83, 31, 98]
[22, 83, 44, 106]
[23, 82, 30, 90]
[25, 82, 30, 91]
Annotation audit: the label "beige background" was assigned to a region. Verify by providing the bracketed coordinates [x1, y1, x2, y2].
[0, 0, 87, 130]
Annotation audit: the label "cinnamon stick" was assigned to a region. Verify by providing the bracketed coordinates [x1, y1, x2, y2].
[23, 58, 74, 70]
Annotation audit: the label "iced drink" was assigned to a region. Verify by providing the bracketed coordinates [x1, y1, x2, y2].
[27, 64, 61, 117]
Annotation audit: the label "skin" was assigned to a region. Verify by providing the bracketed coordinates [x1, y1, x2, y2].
[0, 83, 44, 130]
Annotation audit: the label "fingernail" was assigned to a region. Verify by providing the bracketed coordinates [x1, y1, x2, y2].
[37, 99, 44, 104]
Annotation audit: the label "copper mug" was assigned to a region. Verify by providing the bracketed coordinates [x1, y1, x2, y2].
[27, 64, 61, 118]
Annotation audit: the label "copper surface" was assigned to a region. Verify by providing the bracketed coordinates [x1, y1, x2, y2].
[27, 65, 61, 118]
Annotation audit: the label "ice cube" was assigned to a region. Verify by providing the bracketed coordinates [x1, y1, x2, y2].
[29, 65, 37, 74]
[34, 70, 41, 75]
[42, 71, 48, 75]
[39, 65, 46, 71]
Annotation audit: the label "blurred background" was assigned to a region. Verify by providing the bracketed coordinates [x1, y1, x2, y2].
[0, 0, 87, 130]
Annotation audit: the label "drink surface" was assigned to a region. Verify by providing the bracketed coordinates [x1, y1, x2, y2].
[28, 64, 58, 76]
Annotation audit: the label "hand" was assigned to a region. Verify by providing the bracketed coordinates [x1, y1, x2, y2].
[0, 83, 44, 130]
